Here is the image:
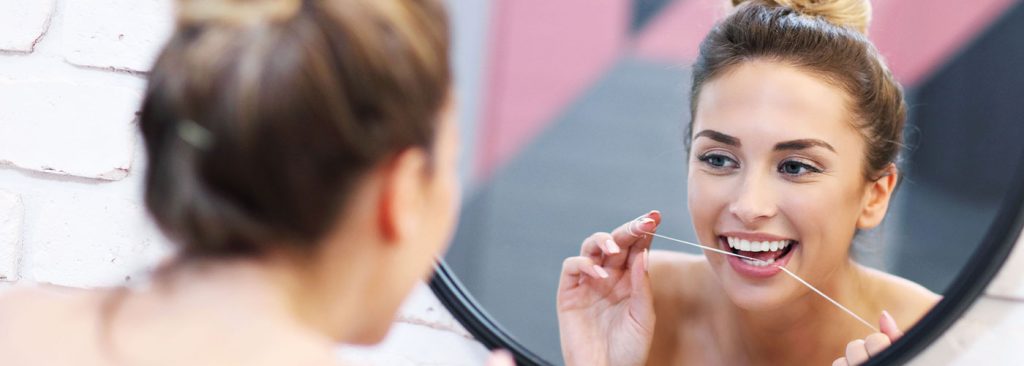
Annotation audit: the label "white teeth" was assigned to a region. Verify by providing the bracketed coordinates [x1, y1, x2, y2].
[726, 237, 792, 253]
[741, 257, 776, 266]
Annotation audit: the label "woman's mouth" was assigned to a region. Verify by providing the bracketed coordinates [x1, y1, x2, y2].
[717, 235, 798, 278]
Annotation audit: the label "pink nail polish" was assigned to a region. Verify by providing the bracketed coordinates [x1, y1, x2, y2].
[606, 239, 621, 254]
[593, 265, 609, 278]
[638, 217, 655, 232]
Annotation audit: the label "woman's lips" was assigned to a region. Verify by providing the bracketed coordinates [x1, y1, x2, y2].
[717, 235, 798, 278]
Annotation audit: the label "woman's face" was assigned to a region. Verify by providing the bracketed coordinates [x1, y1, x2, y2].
[421, 94, 463, 265]
[687, 60, 876, 310]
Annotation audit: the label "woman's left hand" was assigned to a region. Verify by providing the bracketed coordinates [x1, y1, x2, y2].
[832, 311, 903, 366]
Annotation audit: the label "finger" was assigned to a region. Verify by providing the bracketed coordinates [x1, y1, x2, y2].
[879, 310, 903, 341]
[845, 339, 869, 366]
[558, 256, 607, 292]
[580, 232, 620, 263]
[832, 357, 850, 366]
[606, 210, 661, 269]
[486, 349, 515, 366]
[864, 333, 892, 357]
[627, 247, 655, 327]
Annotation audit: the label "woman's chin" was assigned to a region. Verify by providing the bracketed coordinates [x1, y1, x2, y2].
[715, 267, 797, 311]
[723, 283, 793, 311]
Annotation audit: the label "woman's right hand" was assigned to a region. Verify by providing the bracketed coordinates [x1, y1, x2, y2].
[556, 211, 661, 366]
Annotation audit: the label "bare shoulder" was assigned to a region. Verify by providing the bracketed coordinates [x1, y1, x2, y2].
[0, 285, 86, 328]
[0, 285, 95, 358]
[646, 250, 713, 364]
[648, 250, 712, 310]
[250, 337, 339, 366]
[860, 266, 941, 328]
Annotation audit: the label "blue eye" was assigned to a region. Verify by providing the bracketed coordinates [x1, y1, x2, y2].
[698, 153, 739, 170]
[778, 160, 822, 176]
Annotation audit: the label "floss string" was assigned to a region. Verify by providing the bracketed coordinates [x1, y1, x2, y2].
[628, 218, 879, 332]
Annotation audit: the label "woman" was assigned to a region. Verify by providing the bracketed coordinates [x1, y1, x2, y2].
[557, 1, 940, 365]
[0, 0, 511, 365]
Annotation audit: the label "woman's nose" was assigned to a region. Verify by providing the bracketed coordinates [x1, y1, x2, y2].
[728, 173, 777, 225]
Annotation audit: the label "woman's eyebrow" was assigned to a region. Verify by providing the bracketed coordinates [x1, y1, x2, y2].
[774, 139, 836, 153]
[694, 130, 740, 146]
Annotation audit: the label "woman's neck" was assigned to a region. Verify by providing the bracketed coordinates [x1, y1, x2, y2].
[723, 259, 874, 364]
[143, 256, 359, 342]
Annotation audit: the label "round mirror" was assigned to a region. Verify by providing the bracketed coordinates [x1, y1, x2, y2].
[436, 1, 1024, 364]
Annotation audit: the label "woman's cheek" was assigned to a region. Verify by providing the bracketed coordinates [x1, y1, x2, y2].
[780, 185, 852, 269]
[688, 176, 731, 239]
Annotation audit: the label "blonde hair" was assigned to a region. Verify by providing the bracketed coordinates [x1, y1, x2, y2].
[732, 0, 872, 34]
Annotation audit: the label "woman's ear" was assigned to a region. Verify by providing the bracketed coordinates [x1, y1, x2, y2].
[857, 164, 899, 229]
[378, 147, 431, 244]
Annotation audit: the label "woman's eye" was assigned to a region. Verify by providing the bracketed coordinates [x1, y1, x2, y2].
[698, 153, 738, 169]
[778, 160, 822, 176]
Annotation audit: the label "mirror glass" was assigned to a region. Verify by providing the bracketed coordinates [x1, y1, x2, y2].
[446, 0, 1024, 363]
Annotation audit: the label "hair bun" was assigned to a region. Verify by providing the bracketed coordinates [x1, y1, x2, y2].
[177, 0, 302, 26]
[732, 0, 871, 34]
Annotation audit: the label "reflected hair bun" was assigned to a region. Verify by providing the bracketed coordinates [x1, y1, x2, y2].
[177, 0, 302, 26]
[732, 0, 872, 34]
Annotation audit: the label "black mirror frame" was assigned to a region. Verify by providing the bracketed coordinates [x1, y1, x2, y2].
[430, 155, 1024, 366]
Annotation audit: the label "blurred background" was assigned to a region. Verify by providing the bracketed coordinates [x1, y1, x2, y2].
[444, 0, 1024, 363]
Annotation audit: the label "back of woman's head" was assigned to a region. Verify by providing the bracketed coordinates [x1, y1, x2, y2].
[139, 0, 451, 260]
[691, 0, 905, 180]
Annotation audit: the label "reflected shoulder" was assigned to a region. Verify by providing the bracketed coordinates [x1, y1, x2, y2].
[648, 250, 711, 303]
[859, 265, 941, 328]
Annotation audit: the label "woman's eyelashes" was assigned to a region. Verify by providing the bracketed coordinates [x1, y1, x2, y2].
[697, 151, 739, 172]
[778, 158, 824, 177]
[696, 151, 825, 178]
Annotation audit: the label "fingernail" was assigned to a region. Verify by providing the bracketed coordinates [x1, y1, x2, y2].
[882, 310, 894, 323]
[593, 265, 609, 278]
[605, 239, 621, 254]
[644, 248, 650, 273]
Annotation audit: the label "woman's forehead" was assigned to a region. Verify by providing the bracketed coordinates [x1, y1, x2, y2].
[695, 61, 859, 142]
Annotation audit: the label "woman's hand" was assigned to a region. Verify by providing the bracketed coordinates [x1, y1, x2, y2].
[832, 311, 903, 366]
[557, 211, 661, 366]
[486, 349, 515, 366]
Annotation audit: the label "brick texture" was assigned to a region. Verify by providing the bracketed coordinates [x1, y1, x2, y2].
[0, 190, 24, 281]
[62, 0, 174, 73]
[0, 0, 56, 53]
[0, 80, 139, 180]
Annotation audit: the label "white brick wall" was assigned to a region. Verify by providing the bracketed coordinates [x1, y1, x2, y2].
[0, 190, 24, 281]
[0, 0, 56, 53]
[62, 0, 174, 73]
[0, 0, 1020, 365]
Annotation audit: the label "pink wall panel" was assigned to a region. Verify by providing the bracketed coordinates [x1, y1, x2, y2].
[870, 0, 1017, 85]
[476, 0, 630, 180]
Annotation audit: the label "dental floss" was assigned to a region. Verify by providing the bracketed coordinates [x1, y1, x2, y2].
[628, 218, 880, 333]
[777, 266, 878, 332]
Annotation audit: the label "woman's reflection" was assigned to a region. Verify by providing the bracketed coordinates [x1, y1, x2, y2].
[557, 1, 939, 365]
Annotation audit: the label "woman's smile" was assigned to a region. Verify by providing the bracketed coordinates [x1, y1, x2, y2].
[717, 232, 799, 278]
